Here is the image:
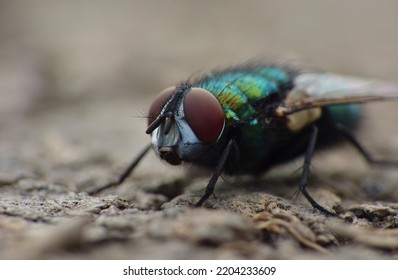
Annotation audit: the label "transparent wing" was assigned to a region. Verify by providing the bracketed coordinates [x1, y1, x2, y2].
[275, 73, 398, 116]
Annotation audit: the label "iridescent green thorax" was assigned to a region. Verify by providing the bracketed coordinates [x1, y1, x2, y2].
[194, 67, 293, 127]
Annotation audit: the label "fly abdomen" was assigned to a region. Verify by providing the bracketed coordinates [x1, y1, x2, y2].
[326, 104, 362, 129]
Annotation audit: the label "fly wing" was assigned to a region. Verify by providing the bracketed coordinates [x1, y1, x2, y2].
[275, 73, 398, 116]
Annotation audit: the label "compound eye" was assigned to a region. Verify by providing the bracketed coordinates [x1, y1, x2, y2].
[147, 87, 175, 127]
[184, 87, 225, 143]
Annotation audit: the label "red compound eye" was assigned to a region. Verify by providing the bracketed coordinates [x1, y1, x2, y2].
[184, 88, 225, 143]
[147, 87, 175, 127]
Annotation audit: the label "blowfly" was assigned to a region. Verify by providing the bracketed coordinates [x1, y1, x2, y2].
[90, 60, 398, 216]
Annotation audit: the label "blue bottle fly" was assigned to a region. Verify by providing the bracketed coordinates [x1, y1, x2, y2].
[91, 60, 398, 215]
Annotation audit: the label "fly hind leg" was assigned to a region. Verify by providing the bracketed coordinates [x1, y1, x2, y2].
[334, 123, 398, 167]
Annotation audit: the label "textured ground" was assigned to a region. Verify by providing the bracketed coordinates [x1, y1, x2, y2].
[1, 1, 398, 259]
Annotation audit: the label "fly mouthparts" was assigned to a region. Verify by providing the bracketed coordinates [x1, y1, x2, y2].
[158, 146, 181, 165]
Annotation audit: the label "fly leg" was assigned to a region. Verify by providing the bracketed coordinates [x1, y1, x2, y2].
[335, 123, 398, 166]
[87, 144, 152, 195]
[300, 126, 336, 216]
[195, 139, 237, 207]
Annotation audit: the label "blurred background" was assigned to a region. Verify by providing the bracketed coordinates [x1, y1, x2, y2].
[0, 0, 398, 188]
[1, 0, 397, 100]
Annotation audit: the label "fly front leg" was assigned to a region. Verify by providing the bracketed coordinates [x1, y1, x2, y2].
[88, 144, 152, 195]
[195, 139, 238, 207]
[299, 126, 336, 216]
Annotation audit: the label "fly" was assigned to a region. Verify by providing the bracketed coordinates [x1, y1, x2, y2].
[89, 60, 398, 216]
